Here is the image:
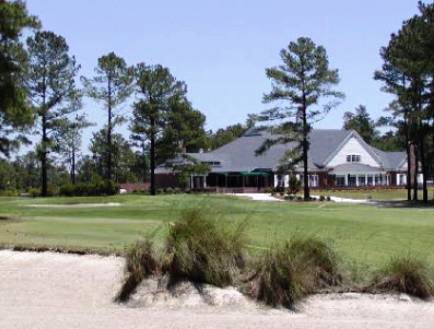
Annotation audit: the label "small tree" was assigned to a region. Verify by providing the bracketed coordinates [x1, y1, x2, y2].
[26, 31, 81, 196]
[257, 37, 343, 200]
[131, 63, 187, 195]
[82, 52, 133, 181]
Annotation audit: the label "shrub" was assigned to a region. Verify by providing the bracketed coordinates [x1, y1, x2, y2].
[247, 237, 340, 309]
[288, 237, 340, 288]
[165, 187, 174, 194]
[319, 195, 325, 202]
[0, 189, 18, 197]
[287, 176, 301, 195]
[163, 208, 247, 287]
[368, 256, 433, 299]
[116, 239, 160, 302]
[27, 187, 40, 198]
[59, 181, 119, 197]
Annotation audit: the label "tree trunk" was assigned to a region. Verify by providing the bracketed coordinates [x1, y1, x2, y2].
[412, 143, 419, 201]
[71, 148, 76, 185]
[302, 105, 310, 201]
[150, 118, 156, 196]
[106, 77, 113, 181]
[405, 116, 411, 202]
[41, 114, 48, 197]
[420, 137, 428, 203]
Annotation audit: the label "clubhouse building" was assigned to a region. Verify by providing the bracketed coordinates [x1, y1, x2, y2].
[155, 128, 416, 192]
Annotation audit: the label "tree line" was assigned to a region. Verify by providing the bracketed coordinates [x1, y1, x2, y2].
[2, 1, 433, 201]
[0, 0, 256, 196]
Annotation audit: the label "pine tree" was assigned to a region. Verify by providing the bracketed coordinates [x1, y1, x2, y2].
[26, 31, 81, 196]
[131, 63, 187, 195]
[257, 37, 343, 200]
[82, 52, 133, 181]
[0, 0, 39, 155]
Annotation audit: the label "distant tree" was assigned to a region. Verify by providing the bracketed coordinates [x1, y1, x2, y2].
[76, 155, 100, 183]
[26, 31, 81, 196]
[82, 52, 133, 181]
[56, 114, 93, 184]
[0, 0, 39, 156]
[90, 128, 138, 183]
[131, 63, 187, 195]
[257, 37, 344, 200]
[13, 151, 40, 190]
[208, 123, 247, 150]
[343, 105, 379, 144]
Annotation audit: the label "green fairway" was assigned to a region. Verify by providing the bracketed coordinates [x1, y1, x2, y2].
[311, 188, 432, 200]
[1, 194, 434, 276]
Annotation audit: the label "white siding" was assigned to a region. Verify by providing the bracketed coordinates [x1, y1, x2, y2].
[327, 137, 380, 167]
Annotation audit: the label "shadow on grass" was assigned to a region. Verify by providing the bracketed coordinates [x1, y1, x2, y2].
[374, 200, 434, 209]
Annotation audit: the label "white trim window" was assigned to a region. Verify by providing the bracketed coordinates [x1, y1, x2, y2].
[346, 154, 361, 163]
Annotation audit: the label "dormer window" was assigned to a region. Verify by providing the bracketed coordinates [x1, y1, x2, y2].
[346, 154, 361, 163]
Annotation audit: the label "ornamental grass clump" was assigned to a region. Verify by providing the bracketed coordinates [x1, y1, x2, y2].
[247, 236, 340, 309]
[116, 239, 160, 302]
[368, 256, 433, 300]
[163, 208, 247, 287]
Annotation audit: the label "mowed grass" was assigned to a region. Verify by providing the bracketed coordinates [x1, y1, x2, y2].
[0, 194, 434, 275]
[312, 188, 432, 200]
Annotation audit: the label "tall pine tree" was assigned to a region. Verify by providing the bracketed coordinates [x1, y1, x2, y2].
[257, 37, 343, 200]
[26, 31, 81, 196]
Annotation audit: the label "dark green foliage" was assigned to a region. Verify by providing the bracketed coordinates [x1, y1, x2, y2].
[59, 181, 119, 197]
[208, 123, 248, 150]
[116, 239, 160, 302]
[343, 105, 379, 145]
[163, 209, 247, 287]
[368, 257, 433, 300]
[0, 0, 39, 156]
[247, 237, 340, 309]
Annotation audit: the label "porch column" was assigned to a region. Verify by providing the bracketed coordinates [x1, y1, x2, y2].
[396, 173, 400, 186]
[356, 175, 359, 187]
[284, 175, 289, 188]
[344, 174, 348, 187]
[203, 175, 207, 188]
[365, 174, 368, 186]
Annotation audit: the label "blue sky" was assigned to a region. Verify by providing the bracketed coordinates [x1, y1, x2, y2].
[26, 0, 422, 152]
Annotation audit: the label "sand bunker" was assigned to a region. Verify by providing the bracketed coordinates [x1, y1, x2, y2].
[25, 202, 122, 208]
[1, 250, 434, 329]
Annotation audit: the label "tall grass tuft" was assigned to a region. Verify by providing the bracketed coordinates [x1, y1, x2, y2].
[116, 239, 160, 302]
[163, 208, 247, 287]
[247, 236, 340, 309]
[368, 256, 433, 300]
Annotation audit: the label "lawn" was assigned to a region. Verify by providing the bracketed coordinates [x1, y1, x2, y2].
[311, 188, 432, 200]
[1, 193, 434, 276]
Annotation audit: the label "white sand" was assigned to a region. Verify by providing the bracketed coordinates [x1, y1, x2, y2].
[1, 250, 434, 329]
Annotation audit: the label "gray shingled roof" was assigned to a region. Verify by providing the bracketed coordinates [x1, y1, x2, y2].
[156, 128, 406, 174]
